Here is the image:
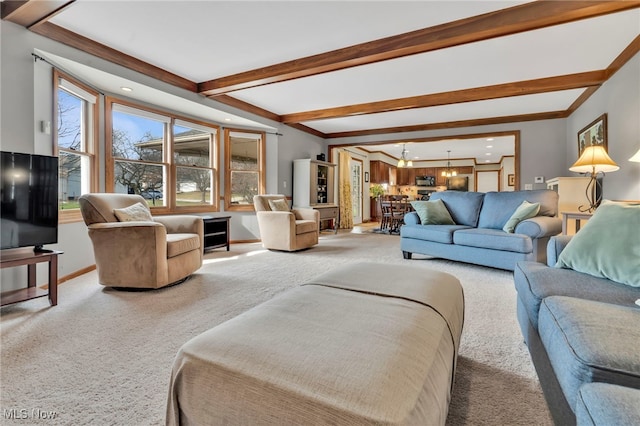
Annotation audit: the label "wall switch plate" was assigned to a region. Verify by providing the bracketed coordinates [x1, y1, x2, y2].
[534, 176, 544, 183]
[524, 184, 533, 190]
[283, 180, 287, 188]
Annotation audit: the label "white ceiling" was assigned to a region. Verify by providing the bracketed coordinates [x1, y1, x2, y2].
[10, 0, 639, 161]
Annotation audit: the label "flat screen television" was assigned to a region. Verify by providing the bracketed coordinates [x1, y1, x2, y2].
[1, 151, 58, 251]
[447, 176, 469, 191]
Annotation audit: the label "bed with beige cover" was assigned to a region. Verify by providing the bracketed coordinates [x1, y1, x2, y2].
[167, 262, 464, 425]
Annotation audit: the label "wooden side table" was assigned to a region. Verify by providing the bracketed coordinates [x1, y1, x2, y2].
[1, 249, 63, 307]
[561, 212, 592, 235]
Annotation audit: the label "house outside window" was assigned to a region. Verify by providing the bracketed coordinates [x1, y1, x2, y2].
[224, 128, 265, 211]
[54, 71, 98, 223]
[106, 98, 219, 212]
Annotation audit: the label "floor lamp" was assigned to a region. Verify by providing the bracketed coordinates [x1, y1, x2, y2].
[569, 145, 619, 212]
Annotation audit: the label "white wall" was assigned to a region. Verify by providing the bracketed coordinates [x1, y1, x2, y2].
[329, 119, 568, 191]
[566, 53, 640, 201]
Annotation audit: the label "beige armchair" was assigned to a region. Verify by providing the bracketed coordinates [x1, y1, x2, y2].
[253, 195, 320, 251]
[79, 193, 203, 289]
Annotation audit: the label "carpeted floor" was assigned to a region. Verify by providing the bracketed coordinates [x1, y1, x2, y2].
[0, 232, 552, 425]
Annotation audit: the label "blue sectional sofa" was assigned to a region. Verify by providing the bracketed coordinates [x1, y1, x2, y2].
[515, 236, 640, 425]
[400, 190, 562, 271]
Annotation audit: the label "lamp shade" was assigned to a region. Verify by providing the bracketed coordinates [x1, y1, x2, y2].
[629, 148, 640, 162]
[569, 145, 619, 173]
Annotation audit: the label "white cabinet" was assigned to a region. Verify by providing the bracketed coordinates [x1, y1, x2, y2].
[546, 176, 591, 234]
[293, 159, 338, 232]
[293, 159, 336, 207]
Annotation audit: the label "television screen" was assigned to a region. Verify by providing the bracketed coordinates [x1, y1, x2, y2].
[447, 176, 468, 191]
[1, 152, 58, 250]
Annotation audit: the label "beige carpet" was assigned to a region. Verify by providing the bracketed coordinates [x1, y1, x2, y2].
[0, 232, 552, 425]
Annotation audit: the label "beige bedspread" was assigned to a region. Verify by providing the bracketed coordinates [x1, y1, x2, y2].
[167, 262, 464, 425]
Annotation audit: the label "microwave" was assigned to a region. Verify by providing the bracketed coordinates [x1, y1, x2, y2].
[416, 176, 435, 186]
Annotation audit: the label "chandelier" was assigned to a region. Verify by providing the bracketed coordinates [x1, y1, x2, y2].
[441, 150, 457, 177]
[397, 144, 413, 168]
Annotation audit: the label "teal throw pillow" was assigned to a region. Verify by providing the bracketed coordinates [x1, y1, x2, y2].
[410, 199, 455, 225]
[503, 200, 541, 233]
[555, 200, 640, 287]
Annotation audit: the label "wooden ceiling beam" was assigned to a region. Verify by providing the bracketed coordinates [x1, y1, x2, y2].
[29, 22, 197, 92]
[198, 1, 640, 96]
[324, 111, 568, 139]
[2, 0, 75, 28]
[281, 71, 607, 123]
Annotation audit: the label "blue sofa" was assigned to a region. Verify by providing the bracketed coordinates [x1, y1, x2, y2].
[515, 236, 640, 425]
[400, 190, 562, 271]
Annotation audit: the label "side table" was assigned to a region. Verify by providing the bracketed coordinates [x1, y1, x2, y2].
[1, 249, 63, 307]
[202, 216, 230, 251]
[561, 212, 592, 235]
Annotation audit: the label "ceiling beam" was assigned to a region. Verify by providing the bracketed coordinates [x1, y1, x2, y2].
[325, 111, 568, 139]
[198, 1, 640, 96]
[29, 22, 197, 92]
[1, 0, 74, 28]
[281, 71, 607, 123]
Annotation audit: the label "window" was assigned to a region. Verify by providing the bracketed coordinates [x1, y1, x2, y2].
[54, 71, 98, 223]
[224, 129, 265, 211]
[106, 98, 219, 212]
[173, 120, 217, 209]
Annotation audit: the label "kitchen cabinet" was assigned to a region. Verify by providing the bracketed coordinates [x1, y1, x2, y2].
[369, 160, 395, 185]
[396, 167, 415, 186]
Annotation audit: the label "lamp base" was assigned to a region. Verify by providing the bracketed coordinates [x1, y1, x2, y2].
[577, 173, 602, 213]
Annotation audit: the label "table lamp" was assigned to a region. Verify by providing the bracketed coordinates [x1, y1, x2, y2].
[630, 148, 640, 162]
[569, 145, 619, 212]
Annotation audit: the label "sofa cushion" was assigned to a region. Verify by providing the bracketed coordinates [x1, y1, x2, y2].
[410, 199, 455, 225]
[576, 383, 640, 426]
[556, 200, 640, 287]
[400, 224, 471, 244]
[167, 233, 201, 258]
[477, 190, 558, 229]
[513, 261, 640, 331]
[295, 219, 317, 234]
[503, 201, 540, 233]
[429, 191, 485, 227]
[453, 228, 532, 253]
[538, 296, 640, 409]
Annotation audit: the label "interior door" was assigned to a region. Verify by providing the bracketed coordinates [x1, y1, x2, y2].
[351, 159, 363, 224]
[476, 170, 500, 192]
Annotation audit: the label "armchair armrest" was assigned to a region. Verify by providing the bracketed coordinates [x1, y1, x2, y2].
[154, 215, 204, 236]
[515, 216, 562, 239]
[292, 208, 320, 223]
[547, 235, 573, 266]
[256, 211, 296, 233]
[87, 222, 168, 282]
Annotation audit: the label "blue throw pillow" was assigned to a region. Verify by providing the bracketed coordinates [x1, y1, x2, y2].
[555, 200, 640, 287]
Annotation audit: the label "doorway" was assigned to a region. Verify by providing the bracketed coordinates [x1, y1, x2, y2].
[351, 159, 363, 224]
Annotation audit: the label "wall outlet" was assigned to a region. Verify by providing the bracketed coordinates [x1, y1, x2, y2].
[524, 184, 533, 190]
[283, 180, 287, 188]
[534, 176, 544, 183]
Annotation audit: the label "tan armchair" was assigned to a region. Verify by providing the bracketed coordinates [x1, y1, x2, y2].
[253, 195, 319, 251]
[79, 193, 203, 289]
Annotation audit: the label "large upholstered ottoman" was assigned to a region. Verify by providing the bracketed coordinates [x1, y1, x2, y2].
[166, 262, 465, 425]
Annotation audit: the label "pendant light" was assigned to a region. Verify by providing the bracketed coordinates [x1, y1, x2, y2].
[441, 150, 457, 177]
[397, 144, 413, 168]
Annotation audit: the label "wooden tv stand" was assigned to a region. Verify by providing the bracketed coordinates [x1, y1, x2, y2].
[0, 249, 63, 307]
